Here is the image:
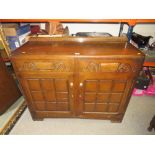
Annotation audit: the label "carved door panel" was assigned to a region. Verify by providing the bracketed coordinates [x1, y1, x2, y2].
[77, 58, 137, 119]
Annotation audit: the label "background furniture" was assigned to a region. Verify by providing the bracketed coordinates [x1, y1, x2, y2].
[0, 52, 21, 115]
[0, 25, 11, 60]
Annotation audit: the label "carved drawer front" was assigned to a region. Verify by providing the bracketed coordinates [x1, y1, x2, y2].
[80, 79, 127, 114]
[15, 59, 74, 72]
[26, 78, 73, 112]
[78, 59, 141, 73]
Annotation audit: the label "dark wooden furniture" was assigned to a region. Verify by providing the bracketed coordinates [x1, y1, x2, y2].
[11, 37, 145, 122]
[0, 52, 21, 115]
[148, 115, 155, 132]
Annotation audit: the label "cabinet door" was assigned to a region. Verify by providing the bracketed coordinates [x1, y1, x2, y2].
[77, 58, 139, 119]
[15, 58, 75, 117]
[23, 76, 74, 115]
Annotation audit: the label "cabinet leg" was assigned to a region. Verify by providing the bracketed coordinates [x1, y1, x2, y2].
[111, 117, 123, 123]
[31, 113, 44, 121]
[147, 115, 155, 132]
[32, 117, 44, 121]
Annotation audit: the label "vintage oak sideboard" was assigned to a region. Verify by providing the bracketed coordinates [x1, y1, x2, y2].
[11, 37, 145, 122]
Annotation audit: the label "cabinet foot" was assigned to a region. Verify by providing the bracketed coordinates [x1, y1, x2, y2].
[111, 118, 123, 123]
[32, 117, 44, 121]
[31, 113, 44, 121]
[147, 115, 155, 132]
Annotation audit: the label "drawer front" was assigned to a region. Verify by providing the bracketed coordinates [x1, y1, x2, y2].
[14, 59, 74, 72]
[78, 58, 143, 74]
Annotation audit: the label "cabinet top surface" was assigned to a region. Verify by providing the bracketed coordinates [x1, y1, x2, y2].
[11, 40, 144, 59]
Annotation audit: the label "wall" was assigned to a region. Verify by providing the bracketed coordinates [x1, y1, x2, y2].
[63, 23, 155, 43]
[63, 23, 121, 36]
[123, 24, 155, 44]
[41, 23, 155, 44]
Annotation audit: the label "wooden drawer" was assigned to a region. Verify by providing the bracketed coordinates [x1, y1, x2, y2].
[78, 58, 142, 73]
[14, 59, 74, 72]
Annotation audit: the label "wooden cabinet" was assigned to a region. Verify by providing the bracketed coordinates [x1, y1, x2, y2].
[11, 37, 145, 122]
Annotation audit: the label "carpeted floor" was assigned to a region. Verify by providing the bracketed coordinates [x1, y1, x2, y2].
[10, 96, 155, 135]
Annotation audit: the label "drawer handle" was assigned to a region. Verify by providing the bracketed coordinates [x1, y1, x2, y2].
[79, 83, 83, 87]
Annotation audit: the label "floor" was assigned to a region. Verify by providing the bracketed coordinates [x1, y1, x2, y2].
[10, 96, 155, 135]
[0, 96, 25, 134]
